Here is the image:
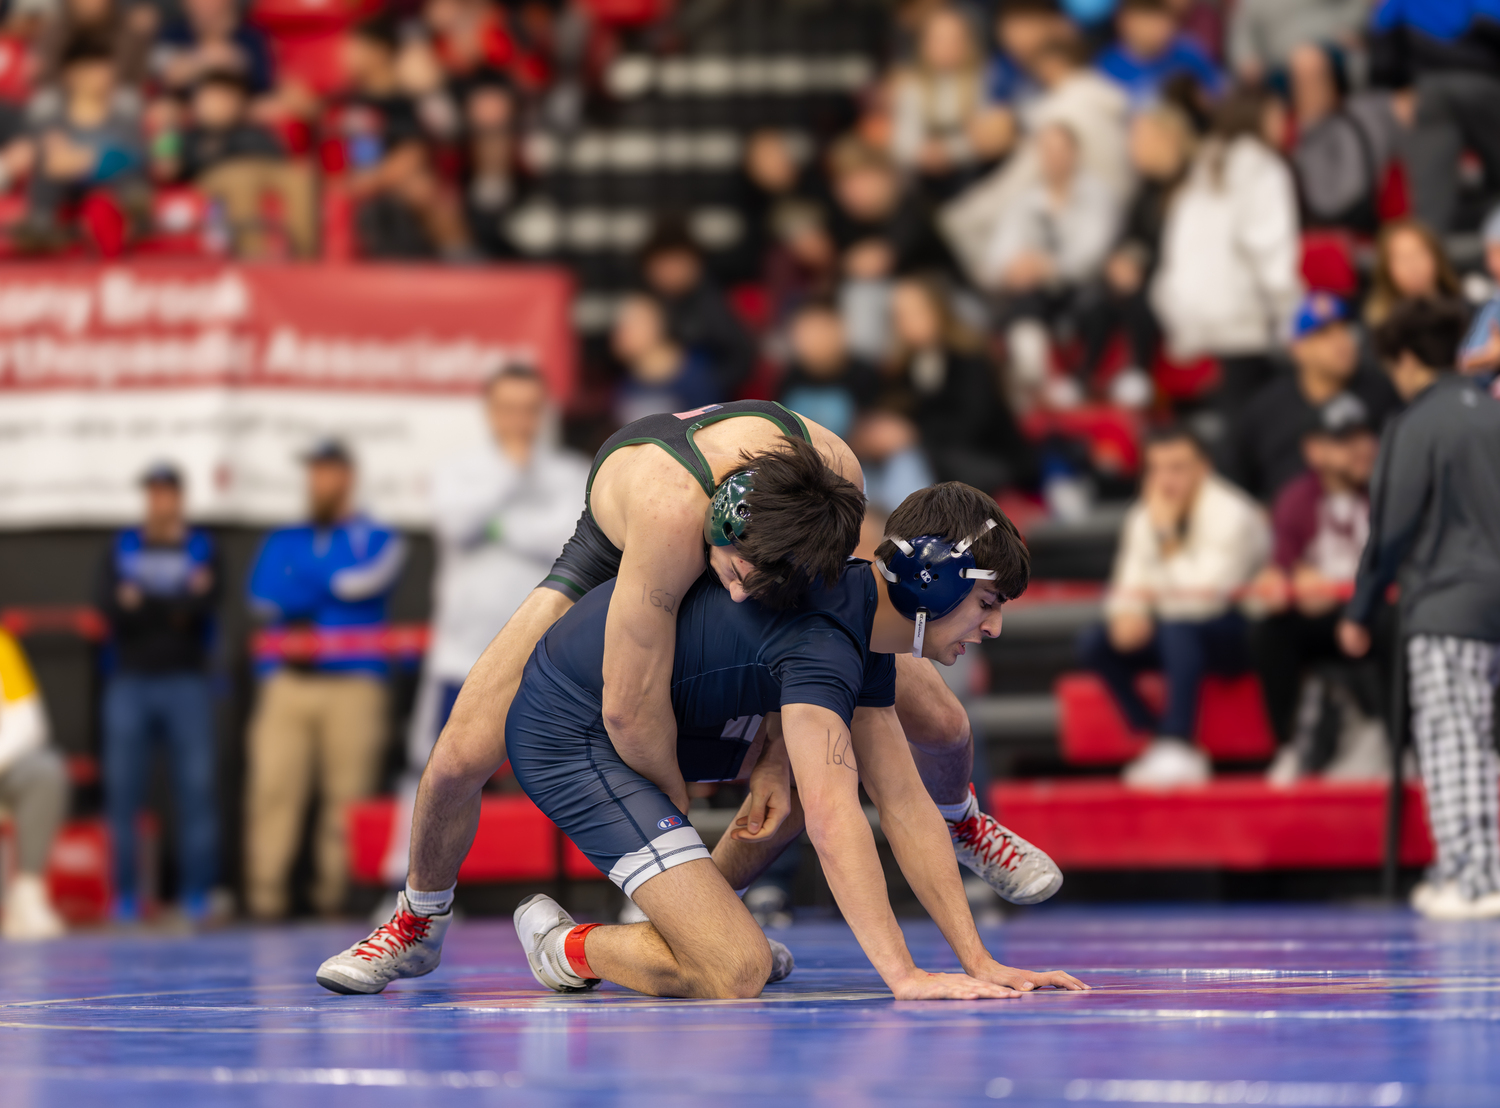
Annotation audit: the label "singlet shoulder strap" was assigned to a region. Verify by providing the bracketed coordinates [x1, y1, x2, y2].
[586, 400, 816, 510]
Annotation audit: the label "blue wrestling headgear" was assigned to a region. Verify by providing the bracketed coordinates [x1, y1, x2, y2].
[875, 519, 1001, 659]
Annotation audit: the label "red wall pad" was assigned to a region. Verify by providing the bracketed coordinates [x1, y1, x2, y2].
[348, 796, 559, 884]
[990, 777, 1436, 870]
[1056, 672, 1278, 766]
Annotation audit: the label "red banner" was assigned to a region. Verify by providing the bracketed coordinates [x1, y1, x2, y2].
[0, 262, 575, 527]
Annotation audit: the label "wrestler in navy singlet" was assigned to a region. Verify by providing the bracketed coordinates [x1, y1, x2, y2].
[506, 562, 894, 894]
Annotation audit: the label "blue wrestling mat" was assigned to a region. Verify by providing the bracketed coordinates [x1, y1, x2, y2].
[3, 906, 1497, 1107]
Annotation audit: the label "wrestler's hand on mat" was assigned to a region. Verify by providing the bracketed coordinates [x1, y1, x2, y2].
[973, 961, 1089, 992]
[731, 749, 792, 842]
[889, 970, 1025, 1001]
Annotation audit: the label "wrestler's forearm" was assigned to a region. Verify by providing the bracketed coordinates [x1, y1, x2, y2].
[852, 708, 989, 973]
[875, 789, 989, 974]
[805, 797, 919, 988]
[783, 704, 919, 989]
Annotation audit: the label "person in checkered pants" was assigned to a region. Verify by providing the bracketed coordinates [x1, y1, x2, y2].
[1339, 298, 1500, 920]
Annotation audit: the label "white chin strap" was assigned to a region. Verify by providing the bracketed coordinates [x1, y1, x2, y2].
[875, 519, 1003, 659]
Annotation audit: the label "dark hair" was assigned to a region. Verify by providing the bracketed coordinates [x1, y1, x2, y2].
[61, 31, 114, 68]
[1031, 36, 1090, 70]
[874, 483, 1030, 603]
[791, 294, 840, 318]
[350, 16, 400, 52]
[486, 362, 545, 391]
[640, 217, 699, 263]
[1373, 297, 1468, 372]
[733, 437, 866, 610]
[1119, 0, 1170, 13]
[1145, 423, 1208, 456]
[996, 0, 1063, 21]
[196, 68, 250, 96]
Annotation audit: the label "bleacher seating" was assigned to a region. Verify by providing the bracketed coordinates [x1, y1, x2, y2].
[990, 778, 1433, 870]
[1056, 671, 1277, 765]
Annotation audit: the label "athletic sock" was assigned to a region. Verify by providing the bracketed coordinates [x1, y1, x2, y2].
[936, 790, 978, 824]
[404, 882, 456, 917]
[563, 923, 602, 981]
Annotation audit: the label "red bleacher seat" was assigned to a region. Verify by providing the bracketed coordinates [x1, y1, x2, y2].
[1056, 671, 1277, 765]
[1151, 350, 1220, 401]
[1021, 405, 1143, 478]
[990, 777, 1434, 870]
[581, 0, 671, 28]
[347, 795, 609, 884]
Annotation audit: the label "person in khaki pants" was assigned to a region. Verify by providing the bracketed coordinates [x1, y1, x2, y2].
[245, 440, 406, 918]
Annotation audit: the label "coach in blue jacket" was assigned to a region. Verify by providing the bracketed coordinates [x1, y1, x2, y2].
[244, 439, 406, 919]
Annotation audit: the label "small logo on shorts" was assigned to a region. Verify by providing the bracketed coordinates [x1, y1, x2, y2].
[657, 815, 683, 830]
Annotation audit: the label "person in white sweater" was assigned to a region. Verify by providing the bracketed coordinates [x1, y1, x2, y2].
[983, 121, 1121, 401]
[1150, 89, 1302, 430]
[1078, 426, 1271, 788]
[941, 38, 1132, 288]
[378, 366, 588, 885]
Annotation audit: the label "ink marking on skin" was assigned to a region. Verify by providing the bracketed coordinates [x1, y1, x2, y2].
[826, 729, 856, 771]
[648, 589, 677, 615]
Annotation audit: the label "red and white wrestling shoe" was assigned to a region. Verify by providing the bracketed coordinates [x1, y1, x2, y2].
[947, 788, 1063, 905]
[315, 892, 452, 995]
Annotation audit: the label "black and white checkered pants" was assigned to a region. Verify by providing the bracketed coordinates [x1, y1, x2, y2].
[1408, 634, 1500, 898]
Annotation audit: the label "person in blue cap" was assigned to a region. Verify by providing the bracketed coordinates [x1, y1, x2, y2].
[98, 461, 222, 923]
[1226, 291, 1400, 503]
[317, 482, 1078, 999]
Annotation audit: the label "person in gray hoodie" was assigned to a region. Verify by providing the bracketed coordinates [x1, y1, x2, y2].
[1339, 297, 1500, 921]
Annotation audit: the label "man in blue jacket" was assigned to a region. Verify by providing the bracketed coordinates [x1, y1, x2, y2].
[245, 439, 406, 919]
[1370, 0, 1500, 232]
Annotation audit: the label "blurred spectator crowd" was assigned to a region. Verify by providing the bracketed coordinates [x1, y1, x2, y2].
[6, 0, 1500, 930]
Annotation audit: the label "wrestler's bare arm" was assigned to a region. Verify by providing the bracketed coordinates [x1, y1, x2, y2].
[598, 466, 709, 815]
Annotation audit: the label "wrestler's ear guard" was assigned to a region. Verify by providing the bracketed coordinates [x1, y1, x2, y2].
[704, 470, 756, 548]
[874, 519, 1003, 658]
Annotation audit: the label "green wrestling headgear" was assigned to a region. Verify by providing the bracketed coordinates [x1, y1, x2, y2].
[704, 470, 756, 548]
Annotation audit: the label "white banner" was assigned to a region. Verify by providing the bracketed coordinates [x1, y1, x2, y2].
[0, 262, 575, 529]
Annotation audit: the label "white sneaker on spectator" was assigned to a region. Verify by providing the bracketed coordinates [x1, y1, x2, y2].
[1123, 740, 1211, 790]
[2, 874, 64, 941]
[1265, 746, 1303, 788]
[1322, 715, 1389, 781]
[315, 892, 452, 994]
[1411, 880, 1455, 916]
[1415, 883, 1500, 921]
[1109, 367, 1154, 410]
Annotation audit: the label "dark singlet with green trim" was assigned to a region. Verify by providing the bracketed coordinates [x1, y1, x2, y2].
[584, 400, 812, 519]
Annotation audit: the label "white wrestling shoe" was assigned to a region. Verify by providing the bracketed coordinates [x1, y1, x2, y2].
[514, 894, 600, 993]
[1123, 739, 1211, 789]
[766, 937, 794, 984]
[315, 892, 452, 994]
[947, 788, 1063, 905]
[2, 873, 65, 941]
